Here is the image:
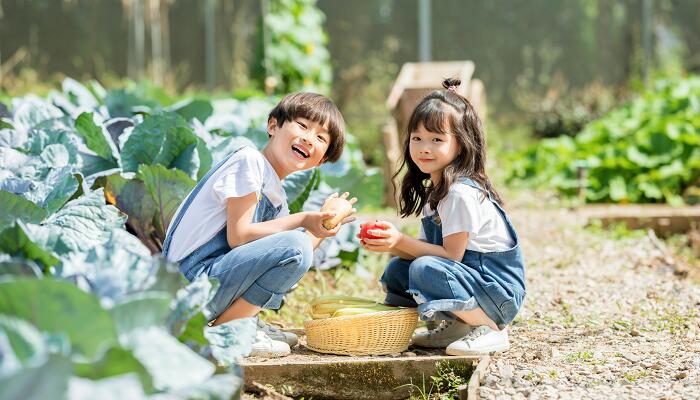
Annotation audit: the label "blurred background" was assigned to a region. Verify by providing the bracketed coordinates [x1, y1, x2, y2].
[0, 0, 700, 207]
[3, 0, 700, 169]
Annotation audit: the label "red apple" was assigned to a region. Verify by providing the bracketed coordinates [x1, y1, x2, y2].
[359, 221, 385, 240]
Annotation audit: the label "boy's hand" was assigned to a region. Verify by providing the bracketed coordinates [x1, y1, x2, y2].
[358, 220, 403, 252]
[321, 192, 358, 226]
[303, 211, 343, 238]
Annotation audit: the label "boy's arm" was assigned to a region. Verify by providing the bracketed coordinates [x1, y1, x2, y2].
[226, 193, 338, 247]
[307, 231, 323, 249]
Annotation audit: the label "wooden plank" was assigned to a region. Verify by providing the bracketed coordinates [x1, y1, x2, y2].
[580, 204, 700, 237]
[242, 354, 480, 400]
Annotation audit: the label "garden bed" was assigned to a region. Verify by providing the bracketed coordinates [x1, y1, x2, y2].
[242, 331, 485, 400]
[580, 204, 700, 237]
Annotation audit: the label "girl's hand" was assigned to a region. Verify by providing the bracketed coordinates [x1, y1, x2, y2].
[358, 220, 403, 252]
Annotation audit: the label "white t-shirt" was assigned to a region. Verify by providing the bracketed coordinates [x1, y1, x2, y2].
[165, 146, 289, 262]
[418, 183, 514, 252]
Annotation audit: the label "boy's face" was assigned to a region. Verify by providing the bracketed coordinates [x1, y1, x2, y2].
[266, 116, 331, 176]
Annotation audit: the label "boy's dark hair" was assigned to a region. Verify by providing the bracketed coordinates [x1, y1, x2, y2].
[268, 92, 345, 163]
[394, 78, 502, 217]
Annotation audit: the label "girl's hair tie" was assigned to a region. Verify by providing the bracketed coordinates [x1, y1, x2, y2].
[447, 85, 457, 92]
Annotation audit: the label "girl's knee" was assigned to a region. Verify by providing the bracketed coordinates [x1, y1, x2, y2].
[409, 256, 444, 287]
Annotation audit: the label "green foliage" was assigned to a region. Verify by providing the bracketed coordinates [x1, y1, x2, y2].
[264, 0, 332, 94]
[508, 76, 700, 204]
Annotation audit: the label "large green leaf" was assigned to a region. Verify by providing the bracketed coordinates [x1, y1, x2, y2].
[104, 173, 159, 252]
[104, 89, 157, 118]
[123, 327, 214, 391]
[203, 318, 256, 367]
[137, 165, 195, 240]
[120, 112, 203, 178]
[11, 96, 64, 134]
[0, 354, 71, 400]
[74, 112, 119, 163]
[0, 257, 43, 279]
[57, 229, 157, 305]
[284, 168, 320, 213]
[73, 347, 153, 393]
[0, 279, 118, 360]
[67, 374, 147, 400]
[166, 98, 213, 124]
[0, 222, 59, 268]
[0, 191, 47, 230]
[110, 292, 172, 338]
[0, 315, 47, 367]
[28, 189, 126, 255]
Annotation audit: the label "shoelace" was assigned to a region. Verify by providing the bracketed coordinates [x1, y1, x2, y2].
[460, 326, 489, 342]
[427, 320, 453, 336]
[257, 318, 282, 335]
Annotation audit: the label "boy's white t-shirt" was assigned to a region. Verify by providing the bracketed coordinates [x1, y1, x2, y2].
[418, 183, 514, 252]
[165, 146, 289, 262]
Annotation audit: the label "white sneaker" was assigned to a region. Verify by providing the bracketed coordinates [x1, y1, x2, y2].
[412, 320, 473, 348]
[249, 330, 291, 358]
[256, 317, 299, 347]
[445, 325, 510, 355]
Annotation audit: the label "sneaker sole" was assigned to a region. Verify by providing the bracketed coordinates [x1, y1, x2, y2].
[445, 343, 510, 356]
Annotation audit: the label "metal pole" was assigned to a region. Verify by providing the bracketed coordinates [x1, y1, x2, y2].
[418, 0, 432, 62]
[205, 0, 216, 90]
[642, 0, 653, 88]
[135, 0, 145, 80]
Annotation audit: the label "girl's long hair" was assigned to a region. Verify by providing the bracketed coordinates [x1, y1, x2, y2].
[393, 78, 502, 217]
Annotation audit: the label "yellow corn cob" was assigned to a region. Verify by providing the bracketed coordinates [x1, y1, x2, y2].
[331, 305, 397, 318]
[309, 295, 382, 319]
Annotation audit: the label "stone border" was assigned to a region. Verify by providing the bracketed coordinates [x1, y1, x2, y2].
[464, 355, 491, 400]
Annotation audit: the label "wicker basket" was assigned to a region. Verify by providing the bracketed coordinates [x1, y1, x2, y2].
[304, 308, 418, 356]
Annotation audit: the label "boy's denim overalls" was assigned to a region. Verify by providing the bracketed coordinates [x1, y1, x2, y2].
[163, 147, 313, 321]
[380, 178, 526, 330]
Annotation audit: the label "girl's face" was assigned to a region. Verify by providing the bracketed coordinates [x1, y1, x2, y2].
[409, 122, 460, 182]
[266, 116, 330, 178]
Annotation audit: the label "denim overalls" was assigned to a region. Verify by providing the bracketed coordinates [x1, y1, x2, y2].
[163, 146, 313, 321]
[380, 178, 526, 329]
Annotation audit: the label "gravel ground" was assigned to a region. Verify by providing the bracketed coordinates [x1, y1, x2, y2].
[477, 208, 700, 400]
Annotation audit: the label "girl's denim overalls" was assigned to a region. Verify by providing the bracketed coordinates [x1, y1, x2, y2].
[380, 178, 526, 329]
[162, 147, 313, 321]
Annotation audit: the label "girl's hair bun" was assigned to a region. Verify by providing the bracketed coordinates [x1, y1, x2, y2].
[442, 78, 461, 89]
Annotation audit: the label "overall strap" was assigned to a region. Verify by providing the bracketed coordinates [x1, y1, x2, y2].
[162, 145, 250, 256]
[456, 177, 519, 243]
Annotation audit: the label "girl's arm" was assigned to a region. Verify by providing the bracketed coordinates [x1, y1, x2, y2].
[361, 221, 468, 262]
[389, 247, 415, 260]
[226, 193, 340, 248]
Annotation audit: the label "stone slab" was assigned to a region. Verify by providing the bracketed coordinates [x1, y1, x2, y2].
[242, 353, 481, 400]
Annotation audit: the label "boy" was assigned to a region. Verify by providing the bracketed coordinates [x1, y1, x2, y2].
[163, 92, 355, 357]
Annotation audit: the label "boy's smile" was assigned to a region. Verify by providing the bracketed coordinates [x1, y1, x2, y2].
[264, 117, 330, 178]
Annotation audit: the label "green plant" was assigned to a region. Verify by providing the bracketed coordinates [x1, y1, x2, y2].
[508, 76, 700, 204]
[263, 0, 332, 94]
[430, 361, 471, 399]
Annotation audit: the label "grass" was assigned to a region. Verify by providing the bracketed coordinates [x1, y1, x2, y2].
[566, 351, 606, 365]
[261, 250, 392, 327]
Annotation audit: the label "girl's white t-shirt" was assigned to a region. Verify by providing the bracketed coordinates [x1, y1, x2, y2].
[418, 182, 514, 252]
[165, 146, 289, 262]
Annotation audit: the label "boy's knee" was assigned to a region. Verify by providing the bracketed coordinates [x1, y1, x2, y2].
[278, 230, 313, 270]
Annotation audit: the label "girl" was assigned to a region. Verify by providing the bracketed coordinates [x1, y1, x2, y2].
[360, 78, 525, 355]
